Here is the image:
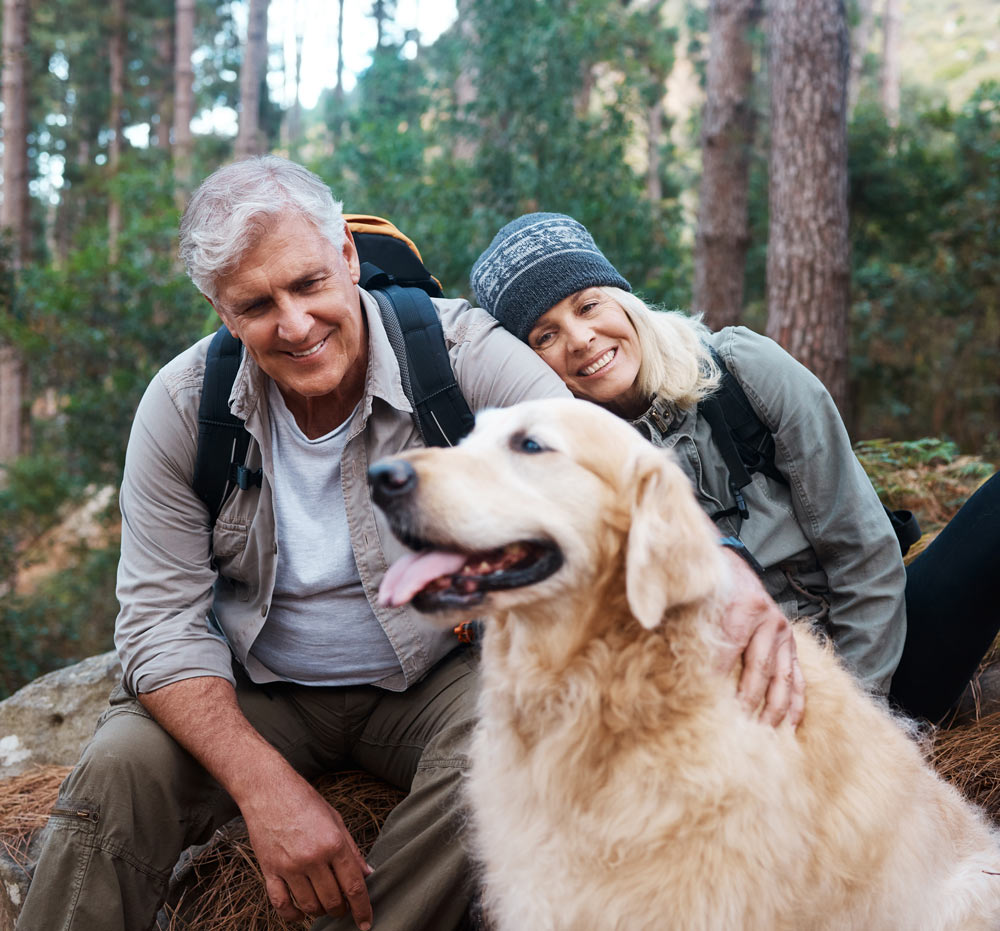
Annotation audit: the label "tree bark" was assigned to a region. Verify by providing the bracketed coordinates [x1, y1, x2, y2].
[107, 0, 126, 262]
[847, 0, 875, 117]
[1, 0, 30, 470]
[880, 0, 901, 128]
[646, 97, 664, 205]
[453, 0, 479, 160]
[234, 0, 269, 159]
[2, 0, 29, 265]
[174, 0, 196, 203]
[151, 17, 175, 149]
[765, 0, 851, 416]
[692, 0, 760, 329]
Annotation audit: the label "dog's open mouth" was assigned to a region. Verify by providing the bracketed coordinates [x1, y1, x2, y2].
[379, 539, 562, 611]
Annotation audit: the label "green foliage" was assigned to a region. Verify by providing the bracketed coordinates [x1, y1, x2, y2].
[316, 1, 689, 305]
[853, 437, 995, 534]
[0, 455, 118, 699]
[15, 156, 208, 486]
[848, 83, 1000, 453]
[0, 543, 119, 699]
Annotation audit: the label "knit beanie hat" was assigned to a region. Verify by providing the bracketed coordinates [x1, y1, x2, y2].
[470, 213, 631, 343]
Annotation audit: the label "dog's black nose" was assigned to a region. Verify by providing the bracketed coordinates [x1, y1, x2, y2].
[369, 459, 418, 507]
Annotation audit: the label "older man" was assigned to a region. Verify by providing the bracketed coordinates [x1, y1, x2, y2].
[17, 156, 799, 931]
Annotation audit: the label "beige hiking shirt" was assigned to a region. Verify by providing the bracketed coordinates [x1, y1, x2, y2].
[115, 292, 568, 695]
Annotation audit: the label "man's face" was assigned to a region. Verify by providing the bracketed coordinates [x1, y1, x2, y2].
[210, 213, 368, 420]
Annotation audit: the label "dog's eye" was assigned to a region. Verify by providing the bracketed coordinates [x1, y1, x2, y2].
[511, 432, 546, 454]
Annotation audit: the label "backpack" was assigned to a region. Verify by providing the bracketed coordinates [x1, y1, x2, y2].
[700, 348, 921, 557]
[191, 215, 475, 525]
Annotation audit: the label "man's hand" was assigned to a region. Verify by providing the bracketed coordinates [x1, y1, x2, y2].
[241, 769, 373, 927]
[716, 548, 806, 727]
[139, 676, 374, 929]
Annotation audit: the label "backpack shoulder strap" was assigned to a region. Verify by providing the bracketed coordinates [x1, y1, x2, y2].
[361, 262, 474, 447]
[701, 345, 920, 554]
[192, 326, 260, 525]
[705, 347, 786, 486]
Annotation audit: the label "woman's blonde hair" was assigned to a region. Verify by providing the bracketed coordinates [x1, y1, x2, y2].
[602, 287, 720, 410]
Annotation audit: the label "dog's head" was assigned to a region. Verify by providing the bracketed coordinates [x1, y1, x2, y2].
[370, 398, 726, 630]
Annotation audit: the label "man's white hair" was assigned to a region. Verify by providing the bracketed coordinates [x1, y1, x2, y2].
[178, 155, 345, 301]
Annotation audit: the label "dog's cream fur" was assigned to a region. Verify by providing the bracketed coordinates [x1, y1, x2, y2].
[379, 399, 1000, 931]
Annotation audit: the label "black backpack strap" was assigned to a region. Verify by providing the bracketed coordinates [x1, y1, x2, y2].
[701, 344, 920, 554]
[192, 326, 261, 525]
[362, 262, 474, 447]
[887, 507, 921, 557]
[699, 394, 752, 521]
[707, 347, 786, 486]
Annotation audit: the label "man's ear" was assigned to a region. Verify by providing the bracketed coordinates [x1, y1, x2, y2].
[625, 449, 723, 629]
[204, 294, 238, 339]
[342, 223, 361, 285]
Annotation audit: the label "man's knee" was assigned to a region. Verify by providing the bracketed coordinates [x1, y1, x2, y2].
[57, 702, 231, 863]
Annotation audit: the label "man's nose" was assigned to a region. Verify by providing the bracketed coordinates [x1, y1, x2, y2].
[275, 294, 313, 342]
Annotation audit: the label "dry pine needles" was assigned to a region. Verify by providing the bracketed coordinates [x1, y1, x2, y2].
[3, 713, 1000, 929]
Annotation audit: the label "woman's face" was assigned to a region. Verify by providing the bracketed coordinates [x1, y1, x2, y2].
[527, 287, 645, 416]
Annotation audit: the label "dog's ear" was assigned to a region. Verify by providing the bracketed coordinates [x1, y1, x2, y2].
[625, 449, 723, 629]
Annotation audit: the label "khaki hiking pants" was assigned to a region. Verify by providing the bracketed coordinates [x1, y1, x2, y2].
[16, 648, 478, 931]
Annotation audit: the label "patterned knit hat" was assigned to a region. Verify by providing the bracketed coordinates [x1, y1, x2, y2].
[470, 213, 631, 342]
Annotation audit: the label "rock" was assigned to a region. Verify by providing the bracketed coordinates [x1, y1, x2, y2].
[0, 651, 120, 781]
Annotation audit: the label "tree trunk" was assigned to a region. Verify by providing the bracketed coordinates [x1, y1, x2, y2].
[692, 0, 760, 329]
[453, 0, 479, 160]
[2, 0, 29, 265]
[880, 0, 901, 128]
[847, 0, 874, 117]
[234, 0, 269, 159]
[646, 97, 664, 205]
[1, 0, 30, 471]
[765, 0, 851, 416]
[107, 0, 125, 263]
[287, 29, 303, 151]
[173, 0, 195, 203]
[151, 17, 175, 149]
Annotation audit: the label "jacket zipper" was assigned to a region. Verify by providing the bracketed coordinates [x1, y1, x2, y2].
[50, 805, 99, 824]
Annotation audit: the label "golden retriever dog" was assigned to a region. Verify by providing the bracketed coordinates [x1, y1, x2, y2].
[369, 398, 1000, 931]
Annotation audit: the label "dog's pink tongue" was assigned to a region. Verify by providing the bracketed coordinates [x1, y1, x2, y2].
[379, 550, 467, 607]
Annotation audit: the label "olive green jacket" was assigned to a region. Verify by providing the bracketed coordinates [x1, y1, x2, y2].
[633, 326, 906, 694]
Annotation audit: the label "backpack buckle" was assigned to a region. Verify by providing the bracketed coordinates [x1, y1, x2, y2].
[235, 465, 263, 490]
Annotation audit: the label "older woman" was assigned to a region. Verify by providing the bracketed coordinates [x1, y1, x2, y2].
[471, 212, 1000, 721]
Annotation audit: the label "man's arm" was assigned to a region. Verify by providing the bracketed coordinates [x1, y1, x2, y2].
[121, 355, 372, 927]
[139, 677, 374, 929]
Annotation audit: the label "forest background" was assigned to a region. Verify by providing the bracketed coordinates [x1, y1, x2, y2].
[0, 0, 997, 698]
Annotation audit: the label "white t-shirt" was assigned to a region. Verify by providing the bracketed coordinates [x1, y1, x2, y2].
[248, 381, 403, 685]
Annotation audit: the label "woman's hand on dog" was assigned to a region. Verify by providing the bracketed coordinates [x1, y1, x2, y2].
[717, 549, 806, 728]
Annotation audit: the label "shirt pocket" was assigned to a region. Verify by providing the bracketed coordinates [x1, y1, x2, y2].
[212, 517, 250, 580]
